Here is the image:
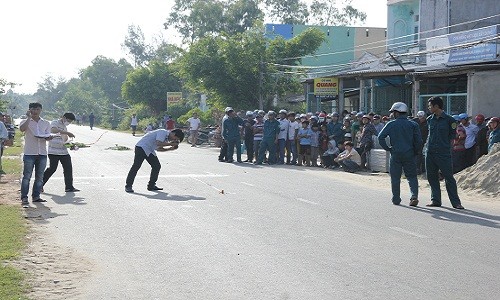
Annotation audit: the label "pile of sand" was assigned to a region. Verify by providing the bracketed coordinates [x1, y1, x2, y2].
[456, 143, 500, 197]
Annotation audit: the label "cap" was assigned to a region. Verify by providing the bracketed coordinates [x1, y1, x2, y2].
[458, 113, 469, 120]
[475, 114, 485, 122]
[389, 102, 408, 113]
[487, 117, 499, 125]
[331, 112, 340, 117]
[356, 112, 364, 117]
[362, 114, 371, 119]
[225, 107, 234, 113]
[268, 110, 276, 116]
[344, 133, 352, 138]
[373, 115, 381, 120]
[416, 111, 426, 118]
[279, 109, 287, 114]
[246, 111, 254, 117]
[319, 112, 326, 117]
[452, 115, 460, 121]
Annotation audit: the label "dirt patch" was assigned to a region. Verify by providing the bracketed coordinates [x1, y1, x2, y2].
[0, 174, 93, 300]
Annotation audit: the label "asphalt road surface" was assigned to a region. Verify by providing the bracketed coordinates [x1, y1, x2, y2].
[38, 125, 500, 299]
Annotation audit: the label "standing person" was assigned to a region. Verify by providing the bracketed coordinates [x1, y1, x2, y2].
[166, 116, 176, 130]
[88, 112, 95, 130]
[425, 97, 464, 209]
[378, 102, 422, 206]
[252, 114, 264, 163]
[187, 112, 202, 147]
[125, 128, 184, 193]
[286, 112, 300, 165]
[413, 111, 428, 174]
[19, 103, 53, 207]
[277, 110, 289, 164]
[358, 115, 377, 170]
[222, 108, 244, 163]
[474, 114, 488, 159]
[327, 112, 343, 145]
[372, 115, 384, 135]
[130, 114, 139, 136]
[42, 113, 80, 192]
[243, 111, 255, 162]
[254, 111, 280, 165]
[0, 114, 8, 175]
[458, 113, 479, 168]
[310, 124, 320, 167]
[297, 120, 313, 166]
[218, 108, 231, 162]
[487, 117, 499, 152]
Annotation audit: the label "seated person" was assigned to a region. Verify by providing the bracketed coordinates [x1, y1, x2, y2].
[322, 140, 339, 168]
[334, 141, 361, 173]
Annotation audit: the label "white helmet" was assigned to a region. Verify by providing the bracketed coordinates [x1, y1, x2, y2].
[246, 111, 254, 117]
[416, 111, 425, 118]
[389, 102, 408, 113]
[279, 109, 287, 114]
[225, 107, 234, 113]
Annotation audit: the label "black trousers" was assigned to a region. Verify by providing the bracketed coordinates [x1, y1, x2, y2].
[43, 154, 74, 189]
[126, 146, 161, 188]
[245, 138, 254, 161]
[218, 140, 228, 161]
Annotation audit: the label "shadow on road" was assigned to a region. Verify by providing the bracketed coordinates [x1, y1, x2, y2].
[134, 191, 205, 201]
[405, 206, 500, 229]
[24, 203, 68, 224]
[44, 192, 87, 206]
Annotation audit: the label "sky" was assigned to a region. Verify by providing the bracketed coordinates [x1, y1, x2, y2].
[0, 0, 387, 94]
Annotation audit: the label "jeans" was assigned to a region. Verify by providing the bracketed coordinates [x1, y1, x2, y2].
[286, 139, 297, 164]
[278, 139, 286, 164]
[425, 152, 461, 206]
[43, 154, 74, 190]
[126, 146, 161, 188]
[21, 155, 47, 201]
[389, 151, 418, 204]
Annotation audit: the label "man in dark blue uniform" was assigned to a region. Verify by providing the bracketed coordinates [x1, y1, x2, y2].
[425, 97, 464, 209]
[222, 108, 244, 163]
[378, 102, 422, 206]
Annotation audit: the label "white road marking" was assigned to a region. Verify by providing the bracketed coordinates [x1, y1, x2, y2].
[190, 177, 224, 193]
[389, 227, 428, 238]
[240, 182, 255, 187]
[296, 198, 319, 205]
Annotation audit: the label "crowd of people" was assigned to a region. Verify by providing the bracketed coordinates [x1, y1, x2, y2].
[215, 98, 499, 208]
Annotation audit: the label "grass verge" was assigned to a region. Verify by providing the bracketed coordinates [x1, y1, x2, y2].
[3, 130, 23, 157]
[0, 205, 28, 299]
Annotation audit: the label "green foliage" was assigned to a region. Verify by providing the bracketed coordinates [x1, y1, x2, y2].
[178, 27, 325, 110]
[309, 0, 366, 26]
[122, 25, 152, 67]
[117, 103, 155, 130]
[265, 0, 309, 24]
[0, 265, 26, 300]
[122, 61, 181, 115]
[79, 56, 133, 103]
[165, 0, 263, 43]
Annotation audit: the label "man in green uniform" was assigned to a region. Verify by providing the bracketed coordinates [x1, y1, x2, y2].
[254, 111, 280, 165]
[425, 97, 464, 209]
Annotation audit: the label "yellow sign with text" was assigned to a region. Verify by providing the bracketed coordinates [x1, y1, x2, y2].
[167, 92, 182, 104]
[313, 77, 338, 96]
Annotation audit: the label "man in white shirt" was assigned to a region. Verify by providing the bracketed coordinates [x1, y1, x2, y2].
[130, 114, 139, 136]
[277, 109, 289, 164]
[286, 112, 300, 165]
[125, 128, 184, 193]
[19, 102, 53, 207]
[459, 113, 479, 168]
[187, 112, 202, 147]
[42, 113, 80, 193]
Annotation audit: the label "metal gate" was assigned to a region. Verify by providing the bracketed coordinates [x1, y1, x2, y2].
[418, 93, 467, 115]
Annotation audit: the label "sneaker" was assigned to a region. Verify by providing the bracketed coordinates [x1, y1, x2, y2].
[147, 186, 163, 191]
[125, 186, 134, 193]
[65, 188, 80, 192]
[22, 199, 29, 208]
[409, 198, 419, 207]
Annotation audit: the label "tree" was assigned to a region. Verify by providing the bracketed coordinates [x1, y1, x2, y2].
[79, 56, 133, 104]
[309, 0, 366, 26]
[265, 0, 309, 24]
[177, 27, 325, 110]
[32, 75, 68, 112]
[122, 61, 181, 115]
[164, 0, 263, 43]
[122, 25, 152, 67]
[55, 79, 110, 120]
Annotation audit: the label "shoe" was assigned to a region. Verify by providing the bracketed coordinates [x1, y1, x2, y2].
[237, 160, 243, 163]
[147, 186, 163, 191]
[125, 186, 134, 193]
[32, 198, 47, 202]
[453, 204, 465, 209]
[243, 159, 250, 162]
[409, 198, 419, 207]
[253, 162, 262, 165]
[191, 145, 196, 147]
[218, 159, 225, 162]
[22, 199, 29, 208]
[41, 187, 44, 193]
[65, 188, 80, 192]
[426, 202, 441, 207]
[226, 160, 234, 163]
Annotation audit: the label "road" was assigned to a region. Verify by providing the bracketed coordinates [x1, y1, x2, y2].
[37, 124, 500, 299]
